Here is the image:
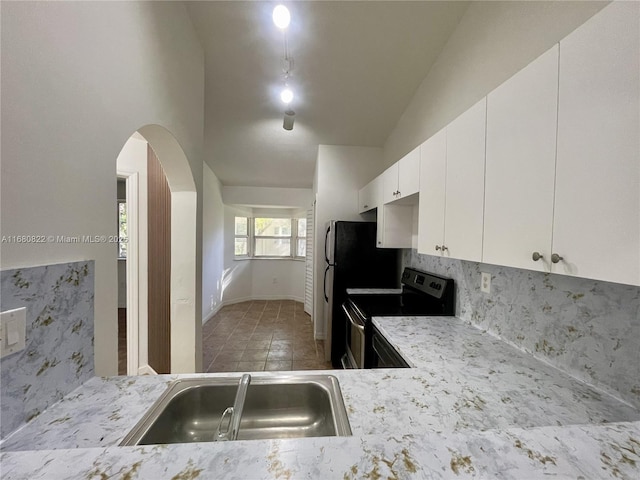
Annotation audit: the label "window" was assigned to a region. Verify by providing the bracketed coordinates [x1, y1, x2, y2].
[254, 218, 291, 257]
[234, 216, 307, 259]
[296, 217, 307, 258]
[234, 217, 248, 256]
[118, 201, 127, 259]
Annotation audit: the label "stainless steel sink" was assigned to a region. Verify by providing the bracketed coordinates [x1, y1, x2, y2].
[119, 374, 352, 445]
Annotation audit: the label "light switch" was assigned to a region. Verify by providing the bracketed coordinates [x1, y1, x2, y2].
[1, 307, 26, 358]
[7, 319, 19, 345]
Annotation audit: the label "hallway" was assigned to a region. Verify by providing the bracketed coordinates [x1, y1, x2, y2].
[203, 300, 332, 372]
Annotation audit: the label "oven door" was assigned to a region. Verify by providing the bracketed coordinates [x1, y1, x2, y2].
[371, 327, 409, 368]
[341, 302, 366, 369]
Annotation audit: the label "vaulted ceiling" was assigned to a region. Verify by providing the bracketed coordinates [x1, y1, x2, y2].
[186, 1, 469, 188]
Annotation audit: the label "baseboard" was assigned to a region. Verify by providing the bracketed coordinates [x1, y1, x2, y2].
[137, 364, 157, 376]
[202, 303, 224, 325]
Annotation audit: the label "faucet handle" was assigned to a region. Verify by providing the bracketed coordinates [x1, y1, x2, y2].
[214, 406, 234, 442]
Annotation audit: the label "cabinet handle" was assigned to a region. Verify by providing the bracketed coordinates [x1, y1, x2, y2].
[397, 190, 401, 197]
[435, 245, 441, 251]
[551, 253, 563, 264]
[532, 252, 543, 262]
[441, 245, 448, 252]
[363, 204, 368, 209]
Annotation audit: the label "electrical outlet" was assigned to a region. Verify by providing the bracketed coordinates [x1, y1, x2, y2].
[480, 272, 491, 294]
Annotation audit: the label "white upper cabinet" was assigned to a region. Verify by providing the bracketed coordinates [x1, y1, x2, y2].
[382, 163, 399, 204]
[443, 98, 486, 262]
[417, 128, 446, 255]
[398, 146, 420, 199]
[418, 99, 486, 261]
[483, 45, 559, 272]
[383, 146, 420, 204]
[358, 176, 382, 214]
[553, 3, 639, 285]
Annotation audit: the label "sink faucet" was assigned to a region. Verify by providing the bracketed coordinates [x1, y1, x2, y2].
[215, 374, 251, 441]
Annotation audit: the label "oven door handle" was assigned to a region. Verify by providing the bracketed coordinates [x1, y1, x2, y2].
[342, 303, 365, 333]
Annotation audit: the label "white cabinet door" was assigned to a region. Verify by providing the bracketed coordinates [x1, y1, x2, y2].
[417, 128, 446, 255]
[483, 45, 559, 272]
[382, 164, 399, 204]
[380, 204, 414, 248]
[553, 3, 640, 285]
[398, 146, 420, 199]
[358, 176, 381, 214]
[444, 98, 486, 262]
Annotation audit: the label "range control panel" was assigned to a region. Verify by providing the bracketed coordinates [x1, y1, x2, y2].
[401, 268, 450, 299]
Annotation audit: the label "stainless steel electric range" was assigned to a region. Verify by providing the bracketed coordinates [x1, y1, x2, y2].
[341, 267, 455, 369]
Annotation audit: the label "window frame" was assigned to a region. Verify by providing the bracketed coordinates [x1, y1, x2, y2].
[234, 216, 250, 258]
[233, 216, 307, 260]
[118, 200, 127, 260]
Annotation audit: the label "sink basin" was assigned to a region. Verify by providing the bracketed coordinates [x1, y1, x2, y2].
[119, 374, 352, 445]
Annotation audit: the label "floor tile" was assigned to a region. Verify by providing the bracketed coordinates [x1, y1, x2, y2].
[267, 350, 292, 361]
[202, 300, 336, 374]
[265, 361, 292, 371]
[241, 349, 269, 362]
[236, 361, 265, 372]
[246, 339, 271, 350]
[208, 361, 238, 373]
[214, 350, 245, 362]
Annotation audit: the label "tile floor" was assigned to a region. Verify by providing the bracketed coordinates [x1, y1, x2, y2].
[203, 300, 333, 372]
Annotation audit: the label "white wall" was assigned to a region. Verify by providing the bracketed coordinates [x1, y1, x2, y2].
[202, 164, 225, 322]
[312, 145, 384, 338]
[1, 2, 204, 375]
[383, 1, 608, 166]
[222, 186, 313, 208]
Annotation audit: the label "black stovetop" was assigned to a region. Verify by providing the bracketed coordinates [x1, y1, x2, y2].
[347, 288, 453, 319]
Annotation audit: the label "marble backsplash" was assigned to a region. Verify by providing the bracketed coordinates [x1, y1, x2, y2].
[404, 250, 640, 409]
[0, 261, 94, 439]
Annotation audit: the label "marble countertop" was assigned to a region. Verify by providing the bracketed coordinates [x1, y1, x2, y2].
[2, 316, 639, 479]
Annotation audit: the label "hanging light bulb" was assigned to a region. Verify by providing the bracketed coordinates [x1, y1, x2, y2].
[280, 86, 294, 104]
[273, 5, 290, 29]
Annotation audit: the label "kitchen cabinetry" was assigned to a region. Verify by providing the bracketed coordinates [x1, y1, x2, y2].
[376, 204, 414, 248]
[483, 45, 559, 272]
[358, 176, 381, 214]
[382, 146, 420, 204]
[417, 128, 446, 255]
[552, 4, 639, 285]
[417, 99, 486, 261]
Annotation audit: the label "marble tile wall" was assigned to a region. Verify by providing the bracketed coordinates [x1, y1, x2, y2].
[404, 250, 640, 409]
[0, 261, 94, 439]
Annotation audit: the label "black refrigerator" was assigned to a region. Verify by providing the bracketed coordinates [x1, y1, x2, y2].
[323, 221, 401, 368]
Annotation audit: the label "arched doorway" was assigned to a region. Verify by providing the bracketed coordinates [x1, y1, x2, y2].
[116, 125, 199, 374]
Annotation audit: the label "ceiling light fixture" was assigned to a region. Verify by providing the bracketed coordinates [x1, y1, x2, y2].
[273, 4, 297, 130]
[283, 109, 295, 131]
[272, 5, 291, 30]
[280, 86, 293, 104]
